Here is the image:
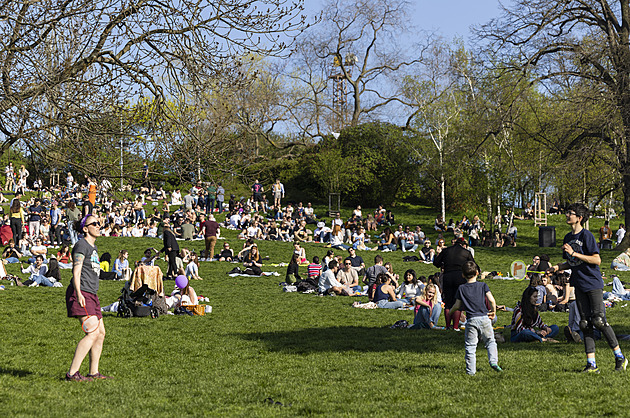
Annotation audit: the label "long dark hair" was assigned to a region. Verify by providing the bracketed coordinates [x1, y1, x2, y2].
[10, 199, 20, 214]
[404, 269, 417, 285]
[520, 286, 539, 327]
[45, 258, 60, 281]
[377, 272, 390, 284]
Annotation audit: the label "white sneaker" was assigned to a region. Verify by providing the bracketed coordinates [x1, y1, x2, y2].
[53, 282, 63, 287]
[29, 282, 39, 287]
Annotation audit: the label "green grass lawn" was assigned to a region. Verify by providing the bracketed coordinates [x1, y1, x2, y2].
[1, 205, 629, 417]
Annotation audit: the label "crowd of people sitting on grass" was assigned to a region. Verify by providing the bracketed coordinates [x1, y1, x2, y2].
[0, 176, 521, 281]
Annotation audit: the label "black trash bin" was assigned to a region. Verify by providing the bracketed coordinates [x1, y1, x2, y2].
[539, 226, 556, 247]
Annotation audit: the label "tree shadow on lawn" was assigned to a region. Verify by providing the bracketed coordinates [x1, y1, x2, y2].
[0, 365, 32, 377]
[239, 325, 574, 356]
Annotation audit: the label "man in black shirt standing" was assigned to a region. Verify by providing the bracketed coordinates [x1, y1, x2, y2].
[433, 237, 475, 330]
[160, 219, 179, 279]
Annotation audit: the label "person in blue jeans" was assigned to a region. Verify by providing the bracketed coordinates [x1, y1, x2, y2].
[411, 283, 444, 329]
[2, 239, 22, 263]
[449, 261, 501, 375]
[20, 255, 56, 287]
[373, 273, 406, 309]
[510, 286, 559, 343]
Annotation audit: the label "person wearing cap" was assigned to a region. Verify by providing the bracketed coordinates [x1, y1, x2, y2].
[159, 219, 179, 279]
[314, 221, 330, 243]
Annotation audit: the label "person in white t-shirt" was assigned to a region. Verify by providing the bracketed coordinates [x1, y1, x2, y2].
[616, 224, 626, 247]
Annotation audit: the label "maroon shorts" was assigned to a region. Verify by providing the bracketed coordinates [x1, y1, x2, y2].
[66, 286, 102, 320]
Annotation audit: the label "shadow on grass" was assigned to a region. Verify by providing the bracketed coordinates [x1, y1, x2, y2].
[0, 366, 32, 377]
[241, 326, 461, 355]
[240, 325, 603, 356]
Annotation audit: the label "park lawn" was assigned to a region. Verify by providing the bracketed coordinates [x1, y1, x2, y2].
[1, 205, 629, 417]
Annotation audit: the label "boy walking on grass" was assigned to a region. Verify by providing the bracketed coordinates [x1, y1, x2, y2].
[450, 261, 501, 375]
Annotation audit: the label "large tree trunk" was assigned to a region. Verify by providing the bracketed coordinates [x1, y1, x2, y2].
[439, 150, 445, 221]
[621, 172, 630, 251]
[617, 92, 630, 251]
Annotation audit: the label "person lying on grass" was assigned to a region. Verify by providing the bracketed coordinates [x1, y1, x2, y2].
[611, 248, 630, 271]
[509, 286, 559, 343]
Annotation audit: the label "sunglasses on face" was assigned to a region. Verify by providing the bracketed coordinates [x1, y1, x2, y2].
[86, 222, 101, 227]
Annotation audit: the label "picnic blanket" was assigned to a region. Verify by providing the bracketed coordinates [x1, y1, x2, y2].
[228, 271, 280, 278]
[352, 301, 378, 309]
[130, 265, 164, 296]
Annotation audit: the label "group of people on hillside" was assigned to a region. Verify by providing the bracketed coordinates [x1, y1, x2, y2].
[281, 202, 628, 376]
[432, 203, 626, 374]
[3, 164, 627, 377]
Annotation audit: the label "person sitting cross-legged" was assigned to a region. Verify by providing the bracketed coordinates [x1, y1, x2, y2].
[318, 260, 348, 295]
[373, 273, 406, 309]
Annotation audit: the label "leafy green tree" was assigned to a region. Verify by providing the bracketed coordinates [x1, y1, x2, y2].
[478, 0, 630, 247]
[298, 122, 418, 205]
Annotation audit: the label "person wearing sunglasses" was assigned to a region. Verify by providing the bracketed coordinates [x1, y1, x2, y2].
[65, 214, 111, 381]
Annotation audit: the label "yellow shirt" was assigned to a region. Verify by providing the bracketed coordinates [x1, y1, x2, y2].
[10, 208, 25, 223]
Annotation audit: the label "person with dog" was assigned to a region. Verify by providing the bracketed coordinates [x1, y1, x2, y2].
[548, 203, 626, 373]
[65, 215, 111, 381]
